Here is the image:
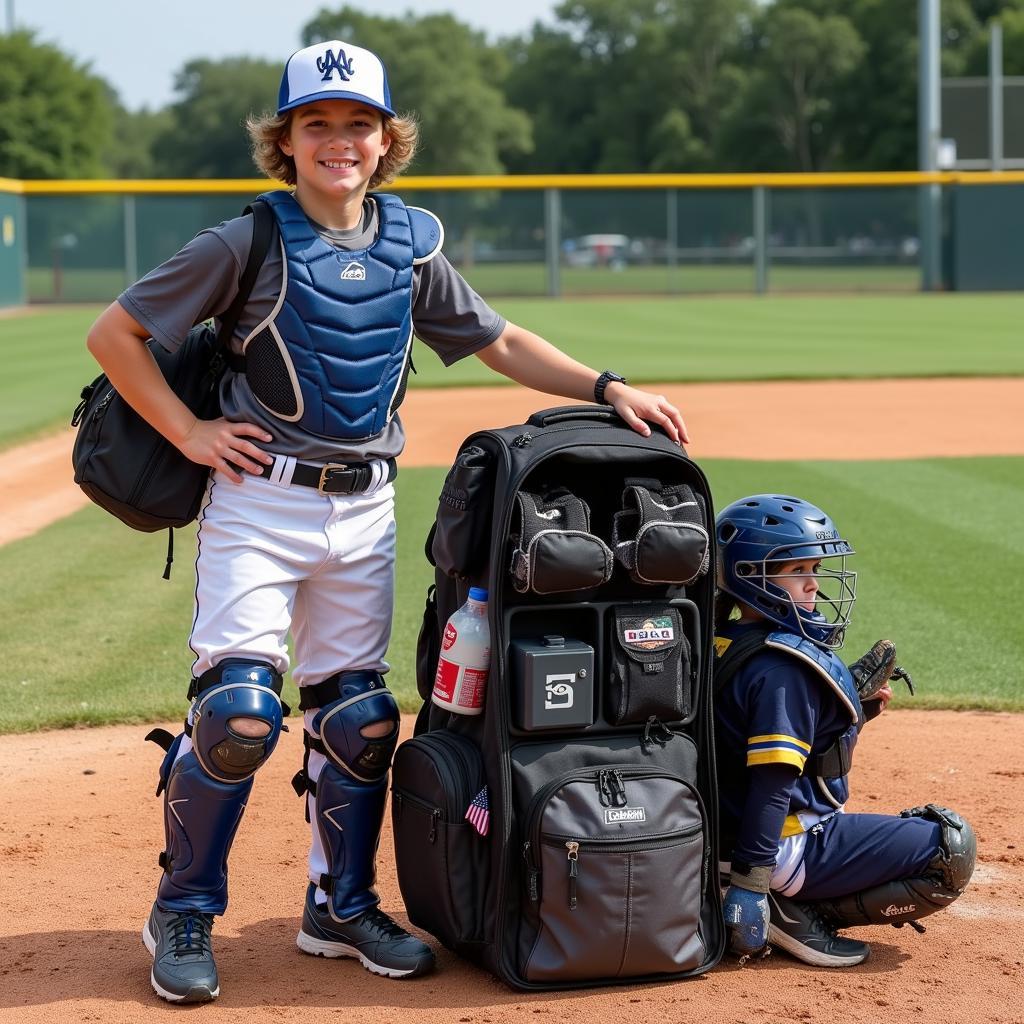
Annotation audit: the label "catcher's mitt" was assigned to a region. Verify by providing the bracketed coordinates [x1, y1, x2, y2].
[848, 639, 914, 700]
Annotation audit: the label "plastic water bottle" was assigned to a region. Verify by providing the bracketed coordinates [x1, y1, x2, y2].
[431, 587, 491, 716]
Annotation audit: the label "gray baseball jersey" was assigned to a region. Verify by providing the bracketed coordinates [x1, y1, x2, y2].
[118, 198, 506, 461]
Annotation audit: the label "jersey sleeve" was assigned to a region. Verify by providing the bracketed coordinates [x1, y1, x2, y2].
[411, 252, 506, 365]
[117, 218, 249, 354]
[742, 663, 821, 772]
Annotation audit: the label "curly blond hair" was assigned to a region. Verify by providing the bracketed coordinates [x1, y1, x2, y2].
[246, 109, 418, 190]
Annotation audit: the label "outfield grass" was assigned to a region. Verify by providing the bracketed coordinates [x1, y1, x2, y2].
[26, 263, 919, 305]
[1, 456, 1019, 734]
[3, 293, 1024, 449]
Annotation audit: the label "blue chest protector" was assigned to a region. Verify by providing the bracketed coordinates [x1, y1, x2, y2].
[716, 628, 863, 808]
[246, 190, 443, 441]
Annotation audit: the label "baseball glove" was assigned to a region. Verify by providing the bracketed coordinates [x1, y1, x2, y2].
[848, 639, 915, 700]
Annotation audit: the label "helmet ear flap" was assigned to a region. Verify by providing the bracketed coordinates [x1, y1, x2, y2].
[718, 522, 738, 544]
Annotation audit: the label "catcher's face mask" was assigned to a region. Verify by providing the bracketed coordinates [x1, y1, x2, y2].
[716, 494, 857, 649]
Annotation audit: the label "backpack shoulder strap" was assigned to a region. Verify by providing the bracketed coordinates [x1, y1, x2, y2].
[217, 199, 276, 350]
[713, 628, 772, 694]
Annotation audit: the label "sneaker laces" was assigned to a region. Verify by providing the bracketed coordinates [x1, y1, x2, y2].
[800, 901, 841, 939]
[357, 907, 410, 942]
[169, 911, 214, 959]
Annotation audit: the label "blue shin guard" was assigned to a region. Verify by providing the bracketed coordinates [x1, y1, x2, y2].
[313, 765, 390, 922]
[157, 749, 253, 915]
[306, 671, 400, 922]
[153, 662, 284, 915]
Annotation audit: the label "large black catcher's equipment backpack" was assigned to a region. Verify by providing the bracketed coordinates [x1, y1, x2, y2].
[392, 404, 724, 990]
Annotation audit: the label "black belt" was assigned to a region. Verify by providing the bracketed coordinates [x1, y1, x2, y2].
[257, 456, 397, 495]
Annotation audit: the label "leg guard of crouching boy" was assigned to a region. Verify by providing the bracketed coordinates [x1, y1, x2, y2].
[822, 805, 976, 930]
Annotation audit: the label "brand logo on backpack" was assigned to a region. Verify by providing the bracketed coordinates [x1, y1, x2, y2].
[604, 806, 646, 824]
[317, 48, 355, 82]
[623, 617, 675, 650]
[340, 261, 366, 281]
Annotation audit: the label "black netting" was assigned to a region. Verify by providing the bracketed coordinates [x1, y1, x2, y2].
[245, 328, 298, 417]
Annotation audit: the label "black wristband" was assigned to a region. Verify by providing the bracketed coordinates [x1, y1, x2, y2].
[594, 370, 627, 405]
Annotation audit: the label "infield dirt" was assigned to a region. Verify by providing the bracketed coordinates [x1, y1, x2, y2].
[1, 377, 1022, 1024]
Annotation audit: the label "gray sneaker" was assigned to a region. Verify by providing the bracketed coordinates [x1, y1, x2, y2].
[142, 902, 220, 1003]
[768, 891, 870, 968]
[296, 883, 435, 978]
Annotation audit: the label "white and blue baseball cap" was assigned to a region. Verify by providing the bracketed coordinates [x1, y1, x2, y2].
[277, 40, 396, 117]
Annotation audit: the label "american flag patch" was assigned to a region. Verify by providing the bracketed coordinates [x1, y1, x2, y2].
[464, 786, 490, 837]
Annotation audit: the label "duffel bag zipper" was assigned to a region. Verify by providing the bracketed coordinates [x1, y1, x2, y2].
[126, 439, 169, 507]
[74, 385, 117, 480]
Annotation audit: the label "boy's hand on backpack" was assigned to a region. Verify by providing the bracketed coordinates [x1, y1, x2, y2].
[606, 383, 690, 445]
[176, 417, 274, 484]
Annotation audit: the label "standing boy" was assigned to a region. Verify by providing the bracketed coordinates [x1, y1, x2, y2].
[86, 39, 688, 1003]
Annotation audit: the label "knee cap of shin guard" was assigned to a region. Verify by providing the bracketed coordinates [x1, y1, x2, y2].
[932, 813, 977, 893]
[192, 663, 284, 784]
[312, 672, 399, 782]
[902, 804, 977, 892]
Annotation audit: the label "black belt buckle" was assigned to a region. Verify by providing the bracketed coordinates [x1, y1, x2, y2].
[317, 463, 359, 494]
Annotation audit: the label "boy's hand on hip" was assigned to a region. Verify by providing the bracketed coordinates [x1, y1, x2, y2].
[176, 418, 274, 484]
[606, 382, 690, 445]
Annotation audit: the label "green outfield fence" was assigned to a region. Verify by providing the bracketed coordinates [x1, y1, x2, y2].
[1, 171, 1023, 306]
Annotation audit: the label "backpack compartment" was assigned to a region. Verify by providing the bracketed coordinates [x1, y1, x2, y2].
[430, 444, 495, 580]
[517, 760, 708, 982]
[608, 603, 696, 726]
[391, 729, 490, 950]
[509, 487, 613, 595]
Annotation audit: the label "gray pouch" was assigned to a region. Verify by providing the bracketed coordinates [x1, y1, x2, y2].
[612, 481, 709, 586]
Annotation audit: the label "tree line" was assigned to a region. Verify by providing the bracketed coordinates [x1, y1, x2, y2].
[2, 0, 1022, 181]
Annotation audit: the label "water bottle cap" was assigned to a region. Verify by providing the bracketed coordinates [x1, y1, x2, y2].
[468, 586, 489, 602]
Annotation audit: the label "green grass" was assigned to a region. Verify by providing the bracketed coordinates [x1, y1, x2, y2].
[461, 262, 920, 297]
[26, 267, 128, 304]
[1, 456, 1020, 733]
[25, 263, 921, 305]
[4, 293, 1024, 449]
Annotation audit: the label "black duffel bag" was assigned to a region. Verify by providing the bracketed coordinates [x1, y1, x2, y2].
[71, 201, 274, 555]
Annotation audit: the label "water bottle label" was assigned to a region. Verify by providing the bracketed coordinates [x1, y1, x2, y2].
[441, 622, 458, 651]
[458, 667, 488, 708]
[433, 657, 460, 703]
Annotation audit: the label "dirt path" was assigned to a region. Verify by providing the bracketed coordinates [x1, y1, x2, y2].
[1, 711, 1020, 1024]
[1, 376, 1022, 1023]
[2, 376, 1022, 546]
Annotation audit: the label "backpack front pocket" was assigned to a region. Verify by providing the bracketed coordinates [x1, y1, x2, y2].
[519, 766, 707, 982]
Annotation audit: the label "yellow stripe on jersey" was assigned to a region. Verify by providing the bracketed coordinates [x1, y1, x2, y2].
[748, 734, 812, 752]
[747, 748, 808, 770]
[746, 732, 811, 770]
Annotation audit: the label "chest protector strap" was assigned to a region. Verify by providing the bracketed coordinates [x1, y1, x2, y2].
[241, 190, 443, 441]
[715, 629, 862, 792]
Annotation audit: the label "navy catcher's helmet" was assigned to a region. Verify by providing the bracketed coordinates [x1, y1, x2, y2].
[716, 494, 856, 649]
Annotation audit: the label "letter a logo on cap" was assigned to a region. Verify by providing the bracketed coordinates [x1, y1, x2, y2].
[277, 39, 396, 117]
[317, 48, 354, 82]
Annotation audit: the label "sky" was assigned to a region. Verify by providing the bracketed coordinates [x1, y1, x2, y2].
[14, 0, 561, 111]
